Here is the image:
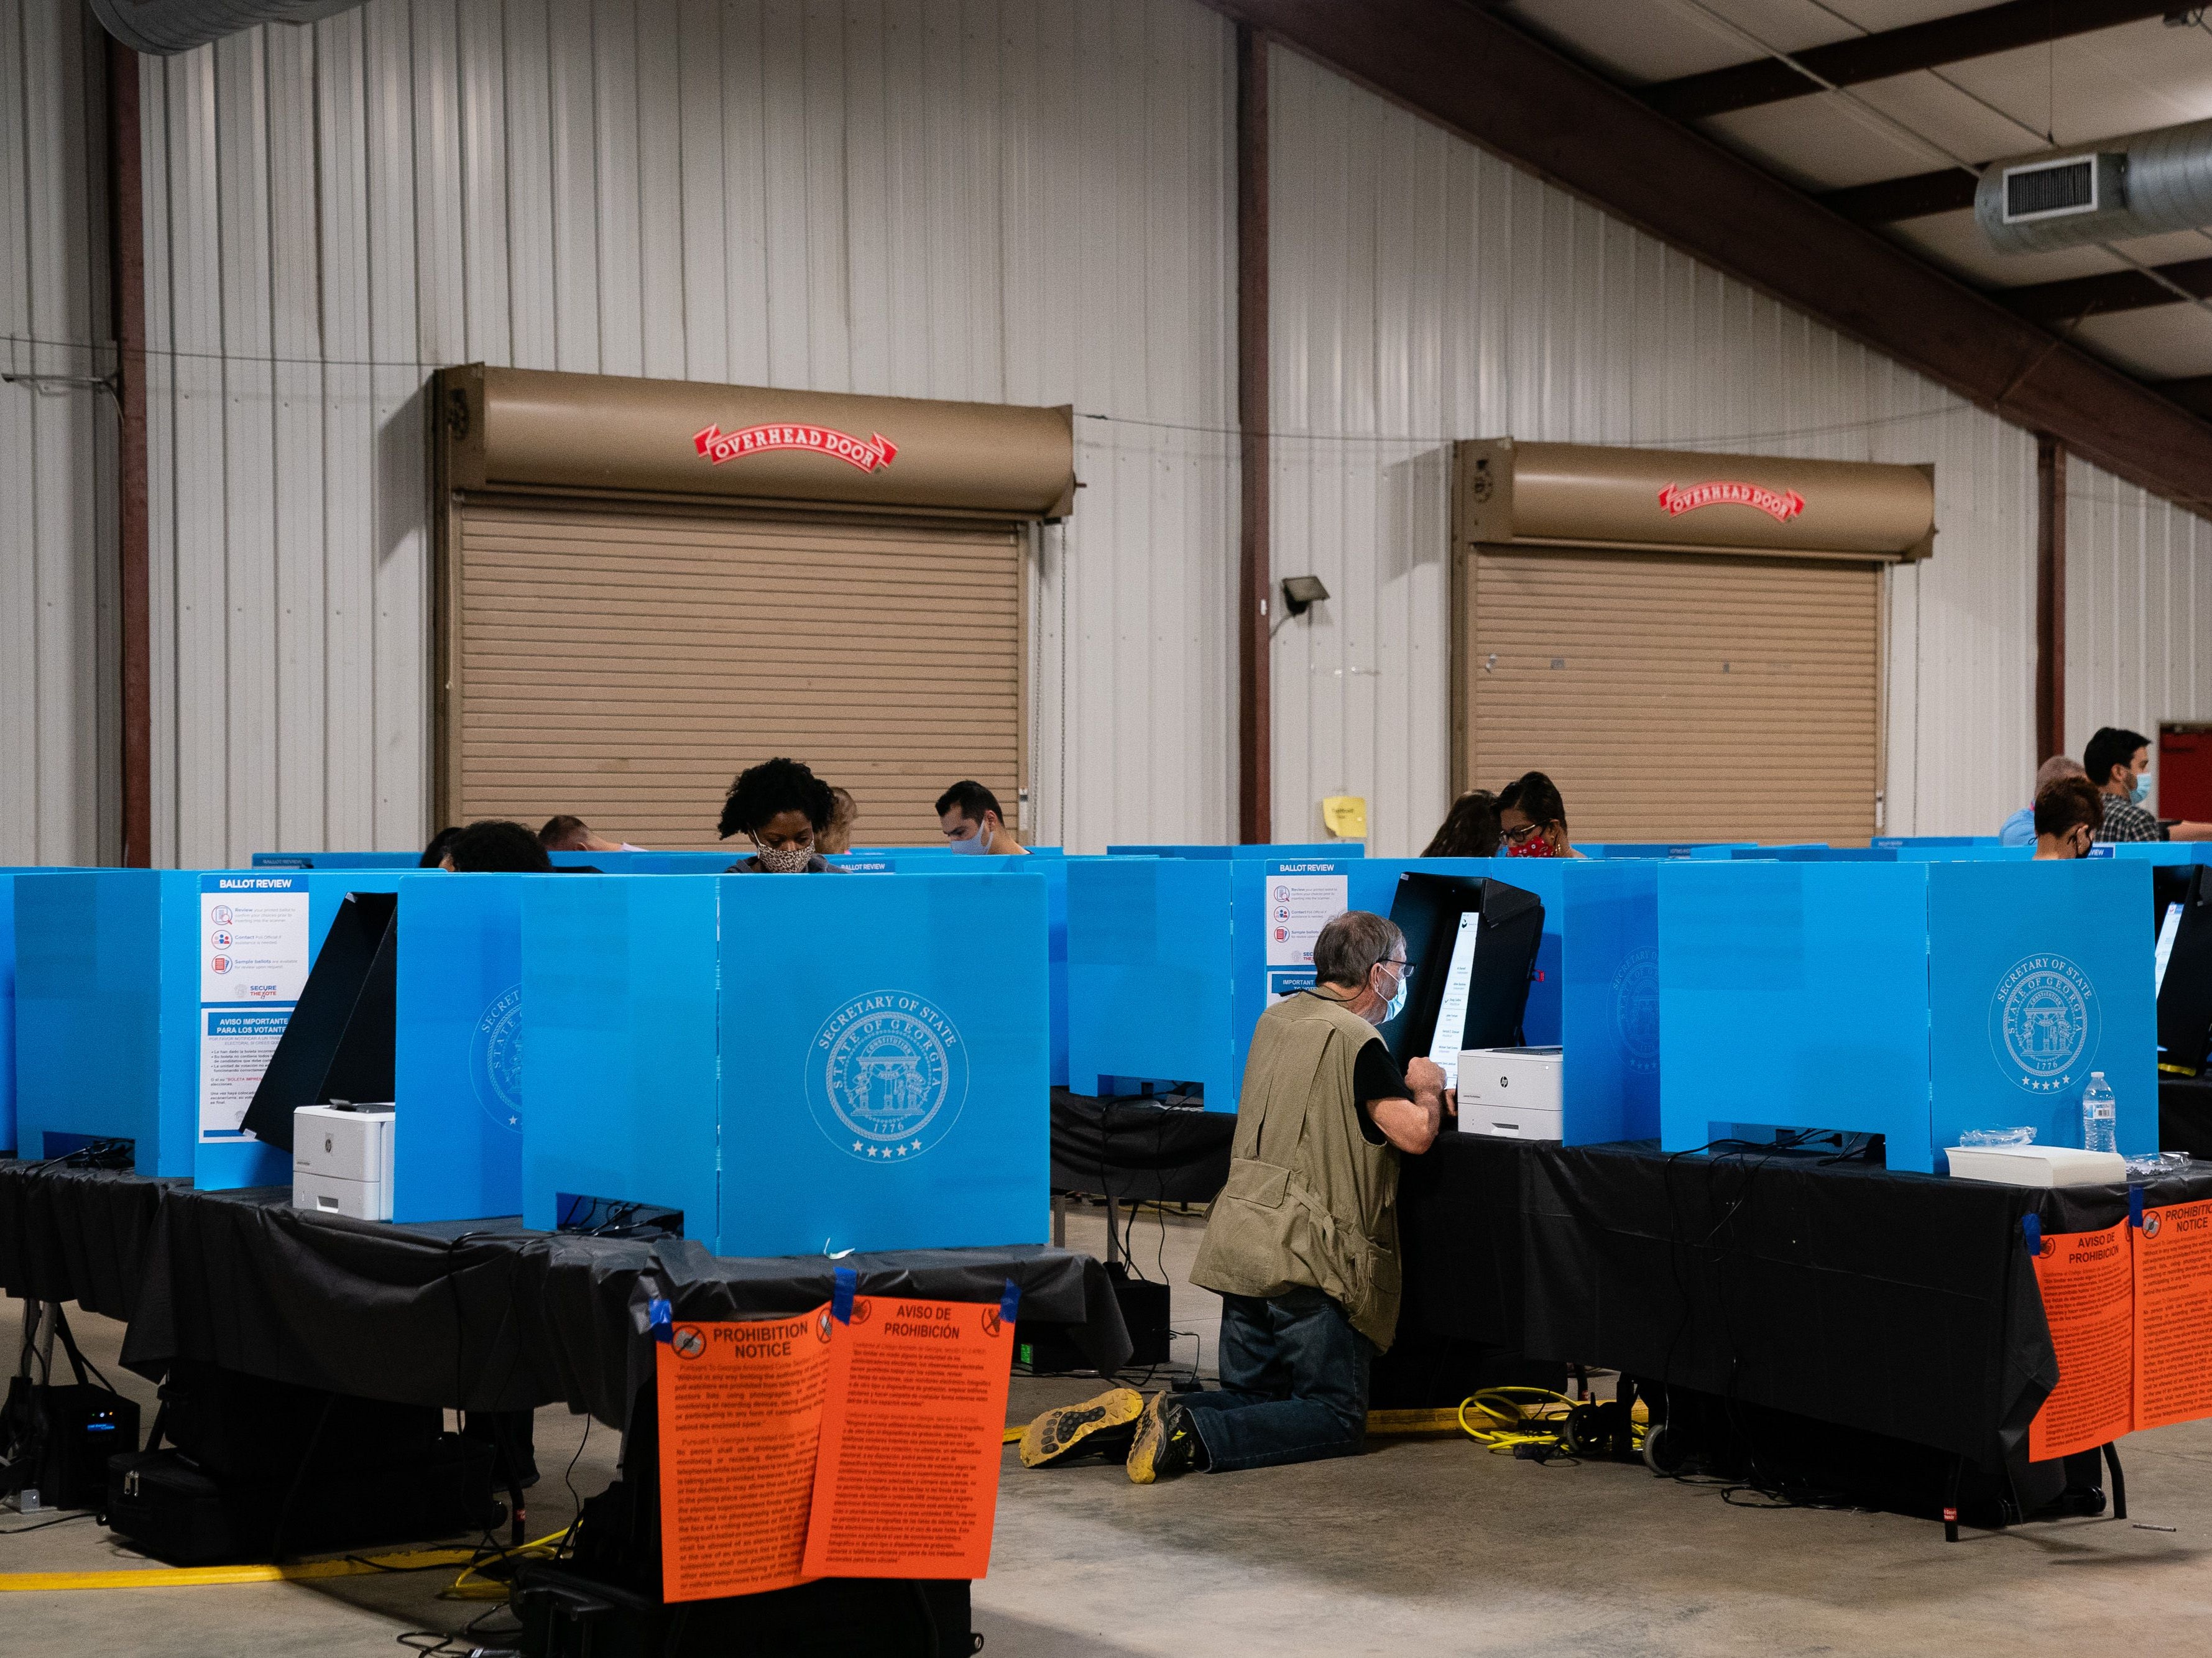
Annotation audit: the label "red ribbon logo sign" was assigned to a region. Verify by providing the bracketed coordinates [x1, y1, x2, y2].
[693, 422, 899, 474]
[1656, 480, 1805, 523]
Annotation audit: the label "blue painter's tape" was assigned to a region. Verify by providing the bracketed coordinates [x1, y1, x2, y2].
[833, 1264, 857, 1324]
[2021, 1214, 2042, 1256]
[648, 1297, 673, 1343]
[2130, 1186, 2146, 1230]
[1000, 1278, 1021, 1325]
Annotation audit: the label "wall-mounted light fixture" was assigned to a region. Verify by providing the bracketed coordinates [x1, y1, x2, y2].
[1279, 574, 1330, 617]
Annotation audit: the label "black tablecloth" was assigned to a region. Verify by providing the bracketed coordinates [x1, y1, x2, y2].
[1049, 1090, 1234, 1203]
[0, 1168, 1131, 1429]
[1472, 1139, 2212, 1467]
[0, 1161, 179, 1320]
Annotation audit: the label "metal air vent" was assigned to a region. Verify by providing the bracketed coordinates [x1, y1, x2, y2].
[2001, 156, 2104, 224]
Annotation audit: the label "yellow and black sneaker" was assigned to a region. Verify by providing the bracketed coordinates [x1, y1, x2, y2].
[1126, 1390, 1200, 1484]
[1018, 1387, 1145, 1469]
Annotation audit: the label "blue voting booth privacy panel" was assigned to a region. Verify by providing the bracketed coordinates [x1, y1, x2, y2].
[827, 854, 1072, 1089]
[13, 869, 402, 1183]
[1926, 859, 2155, 1159]
[1661, 863, 1933, 1164]
[1659, 860, 2157, 1172]
[1067, 859, 1239, 1105]
[522, 876, 721, 1238]
[393, 873, 528, 1222]
[719, 873, 1050, 1256]
[17, 870, 186, 1174]
[1065, 852, 1657, 1141]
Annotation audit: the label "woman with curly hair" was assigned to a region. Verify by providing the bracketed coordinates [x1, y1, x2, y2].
[717, 757, 844, 873]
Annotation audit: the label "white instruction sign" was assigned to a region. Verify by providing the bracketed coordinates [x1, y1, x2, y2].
[198, 875, 311, 1142]
[1264, 865, 1350, 969]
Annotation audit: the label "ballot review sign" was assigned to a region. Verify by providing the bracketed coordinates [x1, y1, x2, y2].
[198, 874, 311, 1142]
[1265, 862, 1349, 1002]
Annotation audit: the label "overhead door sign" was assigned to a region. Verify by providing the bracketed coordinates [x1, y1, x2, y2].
[693, 422, 899, 474]
[198, 873, 312, 1143]
[1656, 480, 1805, 523]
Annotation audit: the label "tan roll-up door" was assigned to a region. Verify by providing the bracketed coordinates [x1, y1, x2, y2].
[1457, 545, 1883, 844]
[443, 497, 1023, 849]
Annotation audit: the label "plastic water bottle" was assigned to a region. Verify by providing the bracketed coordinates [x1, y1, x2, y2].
[2081, 1072, 2117, 1156]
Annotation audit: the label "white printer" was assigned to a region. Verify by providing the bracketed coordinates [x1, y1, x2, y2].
[292, 1103, 395, 1221]
[1455, 1046, 1564, 1141]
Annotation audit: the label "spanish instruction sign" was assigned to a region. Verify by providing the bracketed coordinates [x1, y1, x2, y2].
[655, 1305, 833, 1602]
[2027, 1224, 2135, 1461]
[198, 874, 311, 1143]
[801, 1292, 1015, 1581]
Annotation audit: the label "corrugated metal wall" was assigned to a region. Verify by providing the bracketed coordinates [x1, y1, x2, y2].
[21, 4, 2212, 863]
[1267, 45, 2086, 850]
[2068, 459, 2212, 782]
[0, 1, 118, 867]
[136, 0, 1235, 863]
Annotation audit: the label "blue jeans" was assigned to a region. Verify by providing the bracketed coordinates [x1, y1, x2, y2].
[1180, 1287, 1373, 1473]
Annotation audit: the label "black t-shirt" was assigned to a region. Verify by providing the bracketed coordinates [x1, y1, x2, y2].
[1352, 1038, 1412, 1148]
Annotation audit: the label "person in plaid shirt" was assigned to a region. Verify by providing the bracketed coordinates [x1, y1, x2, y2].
[2083, 726, 2212, 844]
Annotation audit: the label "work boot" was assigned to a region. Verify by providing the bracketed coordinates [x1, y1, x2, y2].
[1126, 1390, 1199, 1484]
[1019, 1387, 1144, 1468]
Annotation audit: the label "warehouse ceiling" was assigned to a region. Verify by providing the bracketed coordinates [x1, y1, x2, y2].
[1494, 0, 2212, 415]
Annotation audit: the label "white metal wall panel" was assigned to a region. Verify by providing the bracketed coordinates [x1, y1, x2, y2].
[137, 0, 1234, 860]
[1268, 45, 2054, 850]
[2067, 457, 2212, 773]
[0, 1, 116, 867]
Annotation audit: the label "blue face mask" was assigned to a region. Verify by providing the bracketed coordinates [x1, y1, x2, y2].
[2131, 772, 2150, 806]
[1377, 962, 1409, 1024]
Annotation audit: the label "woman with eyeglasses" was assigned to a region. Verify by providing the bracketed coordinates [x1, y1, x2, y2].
[1496, 771, 1580, 859]
[717, 757, 846, 873]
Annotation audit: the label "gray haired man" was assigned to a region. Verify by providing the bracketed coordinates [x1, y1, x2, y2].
[1017, 910, 1452, 1481]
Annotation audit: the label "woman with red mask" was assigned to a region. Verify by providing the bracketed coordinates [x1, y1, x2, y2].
[1496, 771, 1578, 859]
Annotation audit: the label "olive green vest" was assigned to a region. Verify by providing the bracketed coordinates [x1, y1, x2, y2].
[1190, 992, 1404, 1350]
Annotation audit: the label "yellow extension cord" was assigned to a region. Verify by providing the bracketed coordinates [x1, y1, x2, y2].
[1455, 1386, 1647, 1456]
[0, 1524, 578, 1596]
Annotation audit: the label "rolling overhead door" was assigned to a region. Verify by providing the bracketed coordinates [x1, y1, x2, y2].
[431, 366, 1076, 849]
[448, 499, 1023, 850]
[1451, 440, 1935, 846]
[1460, 546, 1883, 844]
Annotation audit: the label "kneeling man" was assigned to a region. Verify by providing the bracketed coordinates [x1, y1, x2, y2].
[1021, 910, 1451, 1480]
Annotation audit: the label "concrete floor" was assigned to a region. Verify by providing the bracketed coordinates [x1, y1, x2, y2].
[6, 1204, 2212, 1656]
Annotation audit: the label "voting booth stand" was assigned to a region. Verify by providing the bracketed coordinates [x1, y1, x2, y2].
[523, 873, 1049, 1258]
[1658, 859, 2158, 1171]
[1066, 853, 1661, 1144]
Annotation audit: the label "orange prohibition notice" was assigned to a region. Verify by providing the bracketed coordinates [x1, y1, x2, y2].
[800, 1294, 1017, 1582]
[654, 1304, 834, 1603]
[2027, 1226, 2134, 1462]
[2134, 1197, 2212, 1431]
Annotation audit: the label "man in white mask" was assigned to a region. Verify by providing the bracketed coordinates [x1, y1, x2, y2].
[934, 780, 1030, 856]
[1016, 910, 1451, 1482]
